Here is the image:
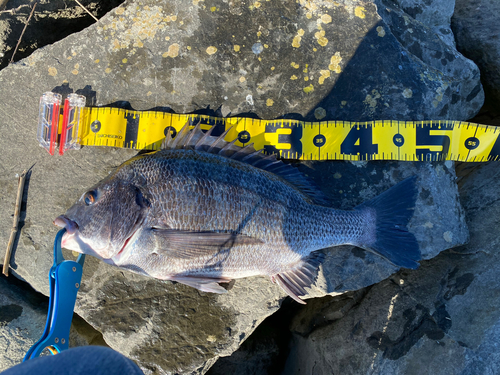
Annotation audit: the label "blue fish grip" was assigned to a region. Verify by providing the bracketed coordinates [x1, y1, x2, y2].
[24, 229, 85, 361]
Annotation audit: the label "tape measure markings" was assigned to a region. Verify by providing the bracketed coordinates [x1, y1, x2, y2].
[76, 107, 500, 162]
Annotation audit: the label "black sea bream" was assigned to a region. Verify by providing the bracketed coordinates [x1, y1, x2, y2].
[55, 124, 420, 303]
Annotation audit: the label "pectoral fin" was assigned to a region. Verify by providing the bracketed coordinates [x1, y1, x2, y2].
[151, 228, 263, 259]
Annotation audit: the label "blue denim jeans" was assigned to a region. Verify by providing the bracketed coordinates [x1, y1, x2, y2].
[1, 346, 144, 375]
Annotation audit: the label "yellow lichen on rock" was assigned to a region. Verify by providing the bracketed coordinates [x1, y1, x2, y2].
[292, 35, 301, 48]
[234, 45, 240, 52]
[355, 6, 365, 19]
[206, 46, 217, 55]
[303, 84, 314, 93]
[318, 70, 330, 84]
[376, 26, 386, 37]
[314, 30, 328, 46]
[328, 52, 342, 73]
[48, 67, 57, 77]
[321, 14, 332, 23]
[163, 43, 180, 58]
[266, 98, 274, 106]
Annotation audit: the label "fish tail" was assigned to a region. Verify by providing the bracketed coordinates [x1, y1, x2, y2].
[355, 176, 420, 269]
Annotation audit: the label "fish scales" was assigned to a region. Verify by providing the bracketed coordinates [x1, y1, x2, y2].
[55, 124, 420, 304]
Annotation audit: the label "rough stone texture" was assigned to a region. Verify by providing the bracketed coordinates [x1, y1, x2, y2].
[281, 161, 500, 375]
[452, 0, 500, 104]
[0, 0, 483, 122]
[0, 0, 475, 373]
[386, 0, 456, 46]
[0, 0, 125, 70]
[0, 275, 101, 371]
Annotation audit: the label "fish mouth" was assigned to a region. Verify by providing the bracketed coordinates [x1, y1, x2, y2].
[54, 215, 79, 234]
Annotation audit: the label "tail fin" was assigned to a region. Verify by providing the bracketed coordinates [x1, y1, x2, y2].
[355, 176, 420, 269]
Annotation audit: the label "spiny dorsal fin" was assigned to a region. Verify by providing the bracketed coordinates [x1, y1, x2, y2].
[159, 124, 330, 205]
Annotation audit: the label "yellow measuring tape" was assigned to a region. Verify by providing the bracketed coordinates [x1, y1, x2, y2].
[77, 107, 500, 162]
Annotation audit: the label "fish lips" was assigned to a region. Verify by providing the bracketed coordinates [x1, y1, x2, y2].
[54, 215, 79, 234]
[54, 215, 109, 260]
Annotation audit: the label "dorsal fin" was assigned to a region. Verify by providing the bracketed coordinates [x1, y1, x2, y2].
[159, 124, 330, 205]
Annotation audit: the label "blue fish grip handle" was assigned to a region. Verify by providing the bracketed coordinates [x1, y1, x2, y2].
[24, 229, 85, 361]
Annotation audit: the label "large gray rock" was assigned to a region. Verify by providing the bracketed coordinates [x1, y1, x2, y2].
[0, 0, 472, 373]
[1, 0, 483, 121]
[282, 161, 500, 375]
[384, 0, 456, 46]
[452, 0, 500, 103]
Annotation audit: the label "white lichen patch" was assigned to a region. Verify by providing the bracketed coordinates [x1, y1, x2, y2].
[443, 231, 453, 243]
[364, 89, 381, 113]
[376, 26, 385, 37]
[432, 83, 448, 108]
[403, 88, 413, 98]
[102, 5, 175, 52]
[314, 107, 326, 120]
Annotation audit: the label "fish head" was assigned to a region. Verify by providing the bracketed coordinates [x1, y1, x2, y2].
[54, 177, 149, 260]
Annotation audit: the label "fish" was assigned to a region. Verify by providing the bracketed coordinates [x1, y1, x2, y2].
[54, 124, 420, 304]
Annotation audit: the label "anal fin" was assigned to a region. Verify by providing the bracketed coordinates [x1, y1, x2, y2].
[168, 275, 231, 294]
[271, 251, 325, 304]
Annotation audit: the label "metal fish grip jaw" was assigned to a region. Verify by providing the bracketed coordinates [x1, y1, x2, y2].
[24, 229, 85, 360]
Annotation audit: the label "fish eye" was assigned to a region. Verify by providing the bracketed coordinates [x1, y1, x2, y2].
[83, 191, 97, 206]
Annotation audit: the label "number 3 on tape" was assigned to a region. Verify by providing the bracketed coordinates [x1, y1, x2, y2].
[37, 92, 500, 162]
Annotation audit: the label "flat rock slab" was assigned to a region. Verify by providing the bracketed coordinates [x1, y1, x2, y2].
[282, 162, 500, 375]
[0, 0, 483, 121]
[0, 0, 472, 373]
